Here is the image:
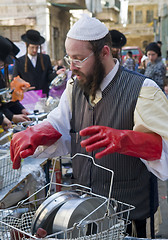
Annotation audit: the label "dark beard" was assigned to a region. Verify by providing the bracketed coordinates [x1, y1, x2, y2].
[72, 59, 105, 101]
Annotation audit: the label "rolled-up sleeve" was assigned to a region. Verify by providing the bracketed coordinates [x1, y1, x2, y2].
[134, 81, 168, 180]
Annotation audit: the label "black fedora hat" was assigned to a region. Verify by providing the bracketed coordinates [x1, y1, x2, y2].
[21, 29, 45, 45]
[110, 30, 127, 48]
[6, 38, 20, 57]
[4, 38, 20, 64]
[0, 35, 13, 64]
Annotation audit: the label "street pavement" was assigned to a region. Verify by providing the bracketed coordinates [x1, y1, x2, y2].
[156, 179, 168, 238]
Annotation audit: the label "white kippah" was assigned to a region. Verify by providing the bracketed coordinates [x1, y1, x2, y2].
[67, 14, 109, 41]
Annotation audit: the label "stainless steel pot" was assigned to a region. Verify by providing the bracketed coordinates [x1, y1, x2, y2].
[31, 190, 80, 235]
[52, 196, 116, 239]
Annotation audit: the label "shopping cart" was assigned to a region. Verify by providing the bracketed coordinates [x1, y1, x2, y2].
[0, 153, 135, 239]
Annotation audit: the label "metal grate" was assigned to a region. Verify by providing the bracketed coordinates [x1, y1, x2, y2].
[0, 190, 133, 240]
[0, 150, 21, 190]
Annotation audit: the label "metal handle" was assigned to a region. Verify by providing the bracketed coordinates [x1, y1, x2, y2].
[74, 153, 114, 211]
[17, 153, 114, 213]
[54, 153, 114, 214]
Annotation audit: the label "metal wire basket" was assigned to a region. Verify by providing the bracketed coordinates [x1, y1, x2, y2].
[0, 153, 135, 240]
[0, 149, 21, 190]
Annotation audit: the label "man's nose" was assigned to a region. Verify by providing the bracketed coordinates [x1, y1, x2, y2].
[70, 62, 79, 71]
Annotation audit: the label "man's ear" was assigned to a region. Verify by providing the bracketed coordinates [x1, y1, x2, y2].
[99, 45, 111, 65]
[100, 45, 110, 59]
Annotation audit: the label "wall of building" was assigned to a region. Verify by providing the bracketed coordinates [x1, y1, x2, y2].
[49, 5, 70, 61]
[0, 0, 71, 60]
[108, 2, 158, 52]
[0, 1, 48, 54]
[96, 7, 119, 26]
[0, 0, 167, 59]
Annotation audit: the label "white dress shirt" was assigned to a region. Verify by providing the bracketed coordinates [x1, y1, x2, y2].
[28, 54, 37, 67]
[33, 59, 168, 181]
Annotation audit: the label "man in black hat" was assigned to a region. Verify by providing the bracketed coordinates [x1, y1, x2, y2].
[13, 29, 56, 96]
[109, 29, 127, 62]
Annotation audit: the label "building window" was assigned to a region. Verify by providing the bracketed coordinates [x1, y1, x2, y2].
[128, 10, 132, 24]
[146, 10, 153, 23]
[135, 10, 142, 23]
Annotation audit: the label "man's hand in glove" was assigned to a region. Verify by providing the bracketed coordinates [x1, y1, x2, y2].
[80, 125, 162, 161]
[10, 121, 62, 169]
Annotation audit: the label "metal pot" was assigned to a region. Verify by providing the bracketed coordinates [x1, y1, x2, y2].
[31, 190, 80, 235]
[52, 196, 117, 239]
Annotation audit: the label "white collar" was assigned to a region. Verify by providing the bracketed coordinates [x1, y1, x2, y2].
[28, 54, 37, 61]
[100, 58, 119, 91]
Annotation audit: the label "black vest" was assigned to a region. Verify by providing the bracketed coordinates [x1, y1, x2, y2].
[70, 67, 158, 220]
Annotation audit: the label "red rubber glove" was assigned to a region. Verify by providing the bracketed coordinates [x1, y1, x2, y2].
[10, 121, 62, 169]
[80, 126, 162, 161]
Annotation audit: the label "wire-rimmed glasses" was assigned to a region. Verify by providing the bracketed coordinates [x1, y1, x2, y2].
[64, 52, 93, 68]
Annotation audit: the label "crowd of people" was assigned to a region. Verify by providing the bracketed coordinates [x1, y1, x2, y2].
[1, 14, 168, 239]
[0, 30, 67, 131]
[122, 40, 167, 94]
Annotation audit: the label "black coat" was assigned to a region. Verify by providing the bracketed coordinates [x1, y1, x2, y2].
[0, 101, 24, 121]
[13, 53, 56, 96]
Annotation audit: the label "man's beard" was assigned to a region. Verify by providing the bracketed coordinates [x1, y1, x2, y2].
[72, 59, 105, 101]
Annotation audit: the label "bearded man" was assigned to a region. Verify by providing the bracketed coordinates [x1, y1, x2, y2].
[10, 15, 168, 238]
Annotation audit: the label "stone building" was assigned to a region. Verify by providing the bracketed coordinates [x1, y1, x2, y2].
[0, 0, 167, 59]
[97, 0, 168, 55]
[98, 0, 159, 52]
[0, 0, 86, 61]
[121, 0, 158, 50]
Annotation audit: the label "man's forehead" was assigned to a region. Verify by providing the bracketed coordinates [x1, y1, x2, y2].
[28, 44, 39, 47]
[65, 37, 91, 54]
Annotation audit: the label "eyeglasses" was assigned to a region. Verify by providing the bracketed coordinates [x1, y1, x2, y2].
[64, 52, 93, 68]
